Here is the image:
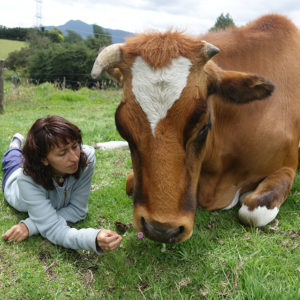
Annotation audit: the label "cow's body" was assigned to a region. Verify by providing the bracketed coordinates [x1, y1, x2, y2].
[91, 14, 300, 242]
[199, 15, 300, 218]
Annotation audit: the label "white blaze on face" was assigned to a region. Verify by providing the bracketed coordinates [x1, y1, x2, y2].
[131, 56, 192, 135]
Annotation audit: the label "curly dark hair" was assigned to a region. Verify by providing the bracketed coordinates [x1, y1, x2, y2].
[22, 115, 88, 190]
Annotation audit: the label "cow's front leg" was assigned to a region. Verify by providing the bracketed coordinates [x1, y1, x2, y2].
[126, 171, 134, 196]
[239, 167, 296, 227]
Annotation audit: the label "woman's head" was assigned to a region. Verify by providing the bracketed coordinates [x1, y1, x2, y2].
[22, 115, 88, 189]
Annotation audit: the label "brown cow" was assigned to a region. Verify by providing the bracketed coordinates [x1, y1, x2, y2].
[91, 14, 300, 243]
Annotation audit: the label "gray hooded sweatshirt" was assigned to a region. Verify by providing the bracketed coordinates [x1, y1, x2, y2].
[4, 145, 102, 254]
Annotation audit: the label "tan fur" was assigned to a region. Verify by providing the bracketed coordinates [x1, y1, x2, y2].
[198, 14, 300, 210]
[122, 31, 206, 68]
[107, 14, 300, 242]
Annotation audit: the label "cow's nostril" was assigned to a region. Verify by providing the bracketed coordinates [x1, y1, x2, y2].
[140, 217, 184, 243]
[179, 225, 184, 234]
[169, 225, 185, 243]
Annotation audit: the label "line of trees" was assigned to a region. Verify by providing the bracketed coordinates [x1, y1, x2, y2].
[4, 25, 114, 89]
[0, 26, 29, 41]
[2, 13, 235, 89]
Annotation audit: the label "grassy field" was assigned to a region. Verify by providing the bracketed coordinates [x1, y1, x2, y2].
[0, 82, 299, 299]
[0, 39, 27, 60]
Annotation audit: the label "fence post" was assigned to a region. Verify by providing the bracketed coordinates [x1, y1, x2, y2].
[62, 76, 66, 89]
[0, 60, 4, 113]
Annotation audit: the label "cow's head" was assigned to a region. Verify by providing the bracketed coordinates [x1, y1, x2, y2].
[91, 32, 274, 243]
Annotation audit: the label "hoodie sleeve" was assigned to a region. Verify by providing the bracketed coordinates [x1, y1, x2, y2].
[17, 173, 102, 254]
[19, 217, 39, 236]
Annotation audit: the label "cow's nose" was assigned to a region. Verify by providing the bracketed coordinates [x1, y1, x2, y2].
[141, 217, 184, 243]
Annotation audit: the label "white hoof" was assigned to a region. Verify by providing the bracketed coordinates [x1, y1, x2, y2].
[238, 204, 279, 227]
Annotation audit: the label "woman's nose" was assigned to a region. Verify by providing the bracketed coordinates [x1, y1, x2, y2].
[69, 149, 79, 161]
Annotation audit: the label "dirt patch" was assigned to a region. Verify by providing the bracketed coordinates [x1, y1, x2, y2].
[114, 221, 132, 233]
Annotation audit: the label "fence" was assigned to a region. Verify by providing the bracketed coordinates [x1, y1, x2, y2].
[11, 76, 120, 90]
[0, 60, 4, 112]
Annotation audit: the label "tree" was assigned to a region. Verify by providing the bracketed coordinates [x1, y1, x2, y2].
[93, 24, 112, 45]
[85, 24, 112, 51]
[26, 29, 54, 49]
[5, 47, 32, 71]
[64, 30, 83, 44]
[44, 28, 64, 43]
[209, 13, 235, 31]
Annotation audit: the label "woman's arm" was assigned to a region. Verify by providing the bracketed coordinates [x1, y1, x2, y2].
[17, 175, 101, 253]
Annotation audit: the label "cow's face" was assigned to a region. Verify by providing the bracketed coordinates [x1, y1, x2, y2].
[91, 32, 274, 243]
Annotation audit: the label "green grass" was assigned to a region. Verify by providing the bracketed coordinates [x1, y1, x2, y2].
[0, 39, 27, 60]
[0, 82, 299, 299]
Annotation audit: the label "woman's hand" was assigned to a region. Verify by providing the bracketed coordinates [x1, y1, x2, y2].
[2, 223, 29, 242]
[96, 229, 122, 252]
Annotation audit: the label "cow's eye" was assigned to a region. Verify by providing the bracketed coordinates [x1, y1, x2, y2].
[192, 116, 211, 155]
[183, 105, 208, 147]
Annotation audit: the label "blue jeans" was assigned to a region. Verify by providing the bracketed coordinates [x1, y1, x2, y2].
[2, 148, 23, 191]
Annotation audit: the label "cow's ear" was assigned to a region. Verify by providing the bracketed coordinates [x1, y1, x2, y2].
[106, 68, 123, 83]
[206, 63, 275, 104]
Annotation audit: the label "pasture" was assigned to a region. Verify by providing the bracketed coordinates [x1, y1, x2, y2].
[0, 39, 27, 60]
[0, 81, 299, 299]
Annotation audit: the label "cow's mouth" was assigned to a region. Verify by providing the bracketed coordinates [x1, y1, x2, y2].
[141, 217, 185, 243]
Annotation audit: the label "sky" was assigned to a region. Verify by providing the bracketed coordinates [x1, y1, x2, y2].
[1, 0, 300, 35]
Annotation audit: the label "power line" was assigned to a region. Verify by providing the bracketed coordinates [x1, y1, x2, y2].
[35, 0, 43, 29]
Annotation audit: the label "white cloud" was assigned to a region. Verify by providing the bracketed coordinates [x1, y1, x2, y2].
[1, 0, 300, 34]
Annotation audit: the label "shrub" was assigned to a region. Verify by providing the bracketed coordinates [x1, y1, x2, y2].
[5, 47, 31, 71]
[27, 43, 104, 88]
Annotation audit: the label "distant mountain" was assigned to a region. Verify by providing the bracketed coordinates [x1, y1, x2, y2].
[45, 20, 134, 43]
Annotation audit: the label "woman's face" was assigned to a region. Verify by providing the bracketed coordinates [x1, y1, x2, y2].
[41, 140, 81, 176]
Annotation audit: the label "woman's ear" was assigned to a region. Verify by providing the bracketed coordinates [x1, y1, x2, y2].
[41, 158, 49, 166]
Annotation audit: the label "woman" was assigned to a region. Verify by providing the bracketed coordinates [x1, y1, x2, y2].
[1, 115, 122, 254]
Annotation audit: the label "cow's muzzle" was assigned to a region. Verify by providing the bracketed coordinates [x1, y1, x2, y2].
[141, 217, 185, 243]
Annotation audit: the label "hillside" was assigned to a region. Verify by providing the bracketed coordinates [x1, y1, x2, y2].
[45, 20, 134, 43]
[0, 39, 26, 60]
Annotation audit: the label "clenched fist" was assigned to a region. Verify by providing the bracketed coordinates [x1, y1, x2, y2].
[96, 229, 122, 252]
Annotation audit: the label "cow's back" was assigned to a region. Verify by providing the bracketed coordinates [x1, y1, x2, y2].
[198, 14, 300, 209]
